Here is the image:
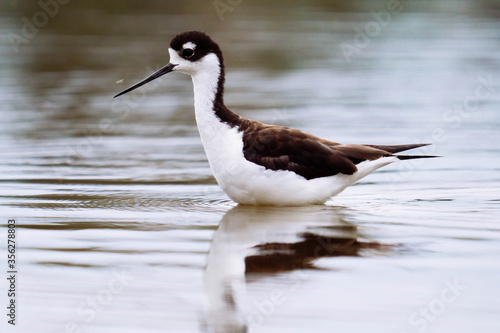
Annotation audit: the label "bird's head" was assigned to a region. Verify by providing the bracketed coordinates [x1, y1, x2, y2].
[114, 31, 223, 98]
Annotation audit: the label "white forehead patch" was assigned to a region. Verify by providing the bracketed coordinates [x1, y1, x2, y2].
[182, 42, 196, 50]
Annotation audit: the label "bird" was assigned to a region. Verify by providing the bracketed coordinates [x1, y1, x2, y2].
[114, 31, 437, 206]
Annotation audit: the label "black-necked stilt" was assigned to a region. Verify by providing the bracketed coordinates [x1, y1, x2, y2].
[114, 31, 437, 206]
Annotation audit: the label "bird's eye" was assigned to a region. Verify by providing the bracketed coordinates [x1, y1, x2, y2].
[182, 48, 194, 58]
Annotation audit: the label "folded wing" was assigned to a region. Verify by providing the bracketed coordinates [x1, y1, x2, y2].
[242, 125, 401, 180]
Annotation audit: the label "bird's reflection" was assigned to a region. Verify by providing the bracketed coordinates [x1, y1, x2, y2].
[203, 205, 391, 333]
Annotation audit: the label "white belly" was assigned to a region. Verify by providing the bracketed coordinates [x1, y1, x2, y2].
[196, 117, 397, 206]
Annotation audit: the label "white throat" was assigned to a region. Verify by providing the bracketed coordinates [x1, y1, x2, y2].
[167, 49, 222, 118]
[189, 53, 222, 127]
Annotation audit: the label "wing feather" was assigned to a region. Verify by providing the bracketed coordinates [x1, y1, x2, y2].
[242, 124, 392, 180]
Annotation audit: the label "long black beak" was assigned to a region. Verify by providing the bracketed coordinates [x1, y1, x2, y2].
[114, 63, 177, 98]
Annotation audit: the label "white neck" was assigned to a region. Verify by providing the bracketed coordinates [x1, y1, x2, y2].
[190, 53, 225, 143]
[188, 53, 249, 197]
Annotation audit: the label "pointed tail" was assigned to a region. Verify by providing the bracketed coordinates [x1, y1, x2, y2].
[396, 155, 440, 160]
[363, 143, 440, 160]
[365, 143, 432, 154]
